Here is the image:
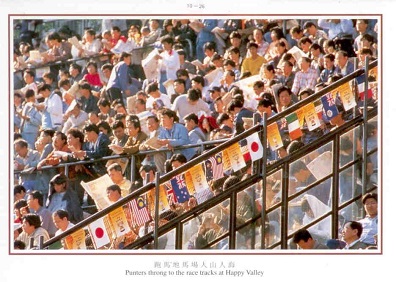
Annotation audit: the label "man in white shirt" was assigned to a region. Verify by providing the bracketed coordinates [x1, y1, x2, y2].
[145, 82, 171, 111]
[172, 88, 211, 124]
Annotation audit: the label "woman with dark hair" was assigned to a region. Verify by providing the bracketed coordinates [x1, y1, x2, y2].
[46, 173, 83, 224]
[42, 31, 72, 63]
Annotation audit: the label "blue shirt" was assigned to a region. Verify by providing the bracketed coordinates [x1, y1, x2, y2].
[158, 123, 195, 160]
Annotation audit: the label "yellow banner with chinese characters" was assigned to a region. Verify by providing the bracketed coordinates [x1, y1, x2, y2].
[303, 103, 321, 131]
[147, 185, 170, 214]
[295, 107, 305, 127]
[267, 122, 283, 151]
[189, 163, 209, 192]
[184, 170, 196, 195]
[336, 82, 356, 111]
[224, 143, 246, 171]
[64, 228, 87, 250]
[109, 206, 131, 238]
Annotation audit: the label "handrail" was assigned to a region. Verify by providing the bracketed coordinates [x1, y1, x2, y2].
[39, 59, 378, 250]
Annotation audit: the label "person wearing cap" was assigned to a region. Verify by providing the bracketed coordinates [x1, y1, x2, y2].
[241, 41, 266, 76]
[46, 174, 83, 224]
[303, 21, 328, 42]
[106, 51, 132, 104]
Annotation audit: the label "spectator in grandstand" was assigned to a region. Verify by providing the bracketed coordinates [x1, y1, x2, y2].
[341, 221, 368, 249]
[141, 19, 162, 46]
[35, 84, 63, 131]
[300, 195, 331, 245]
[241, 41, 266, 76]
[277, 60, 295, 90]
[27, 190, 57, 237]
[176, 49, 197, 75]
[61, 101, 88, 134]
[46, 173, 83, 224]
[105, 121, 130, 173]
[14, 138, 40, 192]
[156, 109, 195, 171]
[77, 81, 100, 114]
[106, 51, 132, 104]
[16, 213, 50, 249]
[172, 88, 211, 123]
[198, 115, 219, 141]
[291, 57, 318, 96]
[109, 114, 147, 179]
[145, 82, 171, 111]
[14, 184, 27, 202]
[17, 89, 42, 149]
[82, 61, 103, 92]
[317, 19, 354, 40]
[72, 123, 112, 177]
[154, 35, 180, 94]
[303, 21, 328, 42]
[107, 163, 132, 198]
[76, 28, 102, 58]
[42, 31, 72, 63]
[195, 19, 218, 62]
[334, 50, 355, 76]
[52, 209, 75, 236]
[184, 113, 207, 156]
[68, 63, 84, 85]
[17, 69, 38, 97]
[319, 53, 336, 83]
[106, 184, 123, 203]
[292, 228, 329, 249]
[290, 160, 331, 205]
[194, 212, 228, 249]
[358, 192, 378, 246]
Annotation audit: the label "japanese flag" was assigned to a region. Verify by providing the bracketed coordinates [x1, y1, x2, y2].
[245, 132, 264, 161]
[88, 217, 111, 249]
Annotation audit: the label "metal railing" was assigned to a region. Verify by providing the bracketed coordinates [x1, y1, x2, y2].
[22, 59, 378, 251]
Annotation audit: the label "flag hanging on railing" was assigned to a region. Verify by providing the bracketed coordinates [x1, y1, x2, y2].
[189, 163, 210, 192]
[170, 174, 190, 203]
[184, 170, 197, 195]
[64, 228, 87, 250]
[109, 207, 131, 237]
[336, 83, 356, 111]
[321, 92, 339, 120]
[244, 132, 264, 161]
[286, 112, 303, 140]
[356, 74, 373, 100]
[223, 143, 246, 172]
[267, 122, 283, 151]
[303, 102, 321, 131]
[205, 152, 224, 181]
[147, 185, 170, 214]
[88, 217, 111, 249]
[130, 196, 152, 226]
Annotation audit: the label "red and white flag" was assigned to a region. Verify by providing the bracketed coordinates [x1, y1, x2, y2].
[130, 196, 152, 226]
[245, 132, 264, 161]
[88, 217, 111, 249]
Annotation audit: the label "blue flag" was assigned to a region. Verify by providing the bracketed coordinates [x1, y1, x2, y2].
[170, 174, 190, 203]
[321, 92, 339, 120]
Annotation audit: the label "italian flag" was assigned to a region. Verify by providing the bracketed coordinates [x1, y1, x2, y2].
[286, 112, 303, 140]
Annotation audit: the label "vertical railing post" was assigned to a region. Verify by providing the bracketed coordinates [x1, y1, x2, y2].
[153, 172, 161, 249]
[280, 162, 289, 249]
[260, 113, 268, 249]
[331, 134, 340, 239]
[361, 56, 370, 197]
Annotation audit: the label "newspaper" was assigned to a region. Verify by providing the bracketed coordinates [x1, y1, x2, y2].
[80, 174, 114, 210]
[68, 36, 83, 50]
[143, 136, 161, 150]
[306, 151, 333, 180]
[287, 46, 308, 63]
[141, 48, 159, 81]
[189, 20, 203, 33]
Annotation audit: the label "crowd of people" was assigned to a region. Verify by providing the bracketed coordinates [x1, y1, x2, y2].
[12, 18, 379, 250]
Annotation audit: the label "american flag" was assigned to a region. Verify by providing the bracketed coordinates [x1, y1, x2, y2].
[208, 152, 224, 180]
[130, 196, 152, 226]
[170, 174, 190, 203]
